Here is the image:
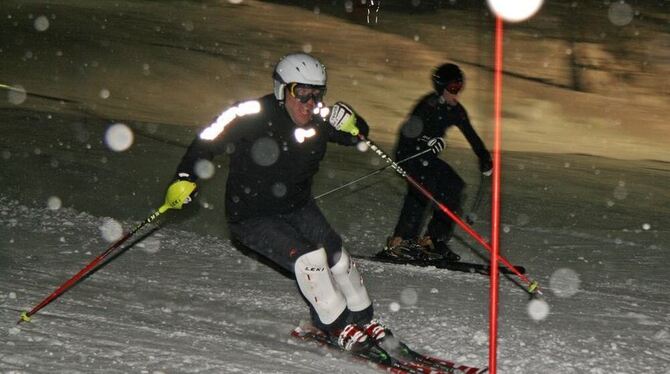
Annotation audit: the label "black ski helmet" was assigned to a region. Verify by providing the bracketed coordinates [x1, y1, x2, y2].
[432, 63, 464, 94]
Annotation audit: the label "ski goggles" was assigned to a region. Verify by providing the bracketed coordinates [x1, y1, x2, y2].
[288, 83, 326, 104]
[445, 80, 464, 95]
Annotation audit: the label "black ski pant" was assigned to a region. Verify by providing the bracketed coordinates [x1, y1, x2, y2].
[227, 199, 372, 332]
[227, 199, 343, 272]
[393, 158, 464, 244]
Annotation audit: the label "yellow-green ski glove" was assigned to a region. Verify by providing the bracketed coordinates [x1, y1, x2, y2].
[329, 102, 359, 136]
[161, 177, 197, 213]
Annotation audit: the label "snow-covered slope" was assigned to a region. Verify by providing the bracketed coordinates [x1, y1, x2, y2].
[1, 1, 669, 373]
[1, 111, 669, 373]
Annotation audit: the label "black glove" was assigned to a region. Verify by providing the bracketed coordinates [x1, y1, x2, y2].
[479, 157, 493, 176]
[426, 137, 445, 154]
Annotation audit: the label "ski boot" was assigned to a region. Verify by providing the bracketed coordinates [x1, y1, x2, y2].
[419, 237, 461, 262]
[364, 319, 413, 360]
[334, 323, 373, 353]
[334, 323, 398, 366]
[363, 319, 393, 343]
[380, 237, 441, 261]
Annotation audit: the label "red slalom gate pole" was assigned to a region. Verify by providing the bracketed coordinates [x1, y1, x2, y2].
[358, 135, 541, 295]
[17, 207, 168, 324]
[489, 15, 506, 374]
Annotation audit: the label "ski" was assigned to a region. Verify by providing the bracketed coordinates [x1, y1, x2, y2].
[394, 341, 488, 374]
[291, 325, 485, 373]
[355, 254, 526, 276]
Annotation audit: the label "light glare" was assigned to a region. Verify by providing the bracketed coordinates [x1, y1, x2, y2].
[294, 127, 316, 143]
[487, 0, 543, 22]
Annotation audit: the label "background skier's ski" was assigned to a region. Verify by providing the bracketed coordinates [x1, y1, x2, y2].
[355, 254, 526, 275]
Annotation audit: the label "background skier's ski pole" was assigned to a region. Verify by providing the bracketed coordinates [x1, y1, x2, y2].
[465, 173, 486, 225]
[358, 135, 541, 295]
[18, 180, 196, 324]
[315, 148, 431, 200]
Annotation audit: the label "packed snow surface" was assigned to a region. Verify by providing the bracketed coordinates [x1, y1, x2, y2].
[1, 1, 669, 373]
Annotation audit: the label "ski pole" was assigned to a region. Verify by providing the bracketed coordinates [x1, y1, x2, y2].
[17, 208, 164, 324]
[465, 173, 486, 225]
[358, 135, 541, 295]
[315, 148, 431, 200]
[18, 180, 196, 324]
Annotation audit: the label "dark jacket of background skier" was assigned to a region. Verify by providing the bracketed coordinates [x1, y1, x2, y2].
[392, 92, 490, 243]
[395, 92, 489, 163]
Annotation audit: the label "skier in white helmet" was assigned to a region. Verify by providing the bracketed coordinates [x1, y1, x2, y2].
[163, 53, 391, 353]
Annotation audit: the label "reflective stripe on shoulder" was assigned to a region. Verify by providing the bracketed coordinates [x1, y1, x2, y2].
[199, 100, 261, 141]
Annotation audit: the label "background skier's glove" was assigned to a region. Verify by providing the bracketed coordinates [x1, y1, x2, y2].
[163, 173, 198, 210]
[426, 137, 445, 154]
[329, 102, 360, 136]
[479, 157, 493, 176]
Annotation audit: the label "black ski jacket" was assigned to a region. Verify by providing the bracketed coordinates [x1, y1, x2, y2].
[176, 94, 368, 222]
[395, 92, 490, 166]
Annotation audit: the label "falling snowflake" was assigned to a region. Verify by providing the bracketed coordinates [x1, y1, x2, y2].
[194, 159, 215, 179]
[34, 15, 50, 31]
[104, 123, 134, 152]
[47, 196, 62, 210]
[99, 218, 123, 242]
[527, 299, 550, 321]
[608, 2, 634, 26]
[550, 268, 581, 298]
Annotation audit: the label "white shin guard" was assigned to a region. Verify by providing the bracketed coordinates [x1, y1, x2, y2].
[294, 248, 347, 325]
[330, 249, 372, 312]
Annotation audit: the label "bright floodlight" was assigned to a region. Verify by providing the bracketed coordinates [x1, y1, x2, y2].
[487, 0, 544, 22]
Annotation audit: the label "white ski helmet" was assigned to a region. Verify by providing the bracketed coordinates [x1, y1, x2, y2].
[273, 53, 327, 101]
